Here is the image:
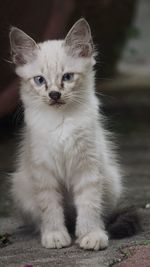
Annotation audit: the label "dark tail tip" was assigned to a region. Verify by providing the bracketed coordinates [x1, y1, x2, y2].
[106, 207, 142, 239]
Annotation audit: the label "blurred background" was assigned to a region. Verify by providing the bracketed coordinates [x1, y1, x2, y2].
[0, 0, 150, 220]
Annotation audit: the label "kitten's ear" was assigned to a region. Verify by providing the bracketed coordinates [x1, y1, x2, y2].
[9, 27, 38, 65]
[64, 18, 93, 57]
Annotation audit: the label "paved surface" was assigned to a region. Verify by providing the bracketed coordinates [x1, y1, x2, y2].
[115, 245, 150, 267]
[0, 87, 150, 266]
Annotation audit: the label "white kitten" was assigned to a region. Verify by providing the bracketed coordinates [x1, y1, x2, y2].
[10, 19, 122, 250]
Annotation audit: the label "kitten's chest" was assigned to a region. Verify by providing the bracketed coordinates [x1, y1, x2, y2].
[50, 117, 75, 147]
[30, 117, 77, 177]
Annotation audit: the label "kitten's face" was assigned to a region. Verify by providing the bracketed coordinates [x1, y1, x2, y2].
[10, 19, 95, 109]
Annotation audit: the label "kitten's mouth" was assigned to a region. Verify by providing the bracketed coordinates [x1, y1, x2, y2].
[49, 100, 65, 107]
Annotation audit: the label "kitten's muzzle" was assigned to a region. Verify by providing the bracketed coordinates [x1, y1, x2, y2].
[49, 91, 61, 101]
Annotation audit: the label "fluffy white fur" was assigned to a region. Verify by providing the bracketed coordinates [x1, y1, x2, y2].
[10, 19, 122, 250]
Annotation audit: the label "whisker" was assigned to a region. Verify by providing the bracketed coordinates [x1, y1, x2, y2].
[3, 58, 13, 64]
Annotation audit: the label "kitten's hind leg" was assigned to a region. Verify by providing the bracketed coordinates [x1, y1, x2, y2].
[103, 165, 122, 213]
[12, 170, 71, 249]
[11, 170, 39, 221]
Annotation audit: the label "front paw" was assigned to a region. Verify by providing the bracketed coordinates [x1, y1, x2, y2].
[41, 229, 71, 249]
[76, 230, 108, 251]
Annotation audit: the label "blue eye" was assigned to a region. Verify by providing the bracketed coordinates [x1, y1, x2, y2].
[34, 76, 46, 86]
[62, 73, 74, 82]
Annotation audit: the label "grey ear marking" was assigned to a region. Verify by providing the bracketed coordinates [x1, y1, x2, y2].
[65, 18, 93, 57]
[9, 27, 38, 65]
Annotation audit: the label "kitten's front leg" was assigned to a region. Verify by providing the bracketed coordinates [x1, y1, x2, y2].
[74, 171, 108, 250]
[35, 178, 71, 249]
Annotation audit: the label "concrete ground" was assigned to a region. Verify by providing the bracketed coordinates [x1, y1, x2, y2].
[0, 88, 150, 267]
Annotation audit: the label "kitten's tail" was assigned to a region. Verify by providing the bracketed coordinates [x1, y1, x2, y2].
[106, 207, 142, 239]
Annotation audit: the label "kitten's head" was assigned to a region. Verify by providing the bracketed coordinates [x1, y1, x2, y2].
[10, 19, 96, 110]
